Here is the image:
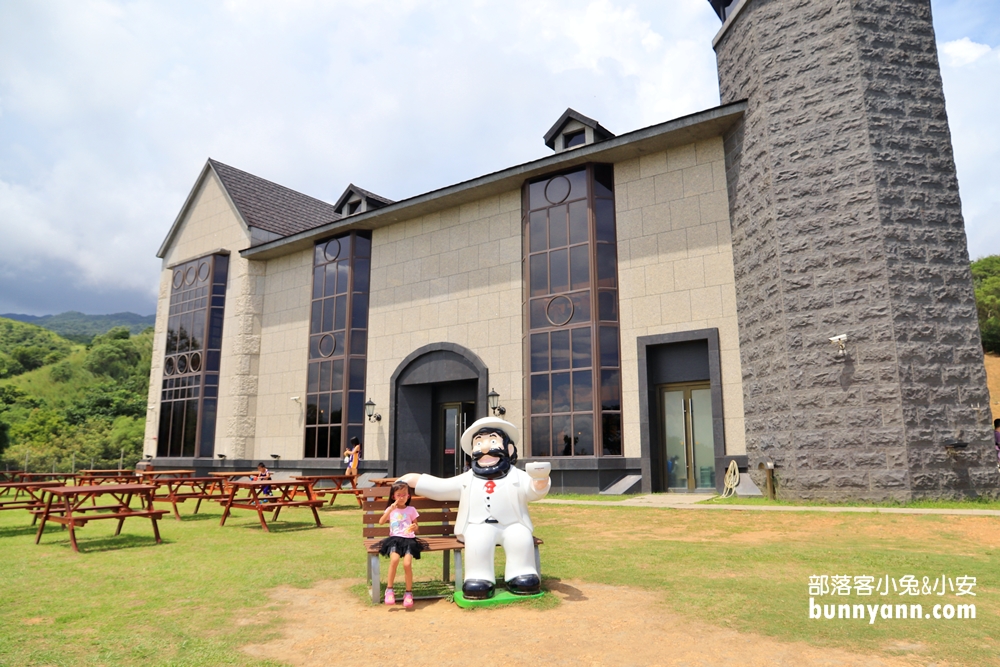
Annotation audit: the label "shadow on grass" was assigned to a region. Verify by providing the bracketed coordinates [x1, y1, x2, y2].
[232, 520, 327, 533]
[42, 534, 172, 553]
[543, 577, 588, 602]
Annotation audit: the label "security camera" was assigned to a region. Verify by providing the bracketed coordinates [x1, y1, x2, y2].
[828, 334, 847, 344]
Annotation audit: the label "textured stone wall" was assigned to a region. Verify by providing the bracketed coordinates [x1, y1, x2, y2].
[714, 0, 993, 498]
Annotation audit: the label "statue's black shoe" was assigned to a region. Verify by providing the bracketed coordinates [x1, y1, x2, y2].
[506, 574, 541, 595]
[462, 579, 496, 600]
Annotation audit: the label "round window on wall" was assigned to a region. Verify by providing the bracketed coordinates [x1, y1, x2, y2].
[184, 266, 196, 285]
[173, 270, 184, 289]
[164, 357, 175, 375]
[189, 351, 202, 372]
[546, 295, 574, 327]
[197, 261, 211, 282]
[545, 175, 571, 205]
[318, 333, 336, 357]
[323, 239, 341, 263]
[177, 354, 188, 374]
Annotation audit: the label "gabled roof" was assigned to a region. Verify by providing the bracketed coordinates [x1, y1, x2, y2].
[543, 108, 616, 150]
[333, 183, 394, 213]
[157, 159, 341, 258]
[209, 159, 341, 237]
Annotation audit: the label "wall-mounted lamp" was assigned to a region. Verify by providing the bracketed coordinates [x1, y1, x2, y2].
[365, 398, 381, 422]
[217, 453, 226, 460]
[270, 454, 280, 460]
[488, 388, 506, 416]
[144, 454, 153, 460]
[829, 334, 848, 358]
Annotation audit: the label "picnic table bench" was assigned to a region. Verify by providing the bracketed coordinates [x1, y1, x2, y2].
[78, 474, 139, 486]
[0, 471, 26, 483]
[150, 476, 227, 520]
[16, 472, 79, 485]
[293, 474, 363, 507]
[33, 483, 167, 553]
[0, 481, 62, 522]
[218, 479, 324, 532]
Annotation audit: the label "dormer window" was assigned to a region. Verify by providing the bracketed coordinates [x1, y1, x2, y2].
[333, 184, 394, 218]
[543, 108, 615, 154]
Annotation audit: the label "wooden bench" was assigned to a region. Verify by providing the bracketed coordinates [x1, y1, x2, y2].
[362, 486, 463, 603]
[361, 486, 544, 603]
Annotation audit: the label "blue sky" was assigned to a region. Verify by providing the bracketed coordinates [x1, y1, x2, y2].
[0, 0, 997, 316]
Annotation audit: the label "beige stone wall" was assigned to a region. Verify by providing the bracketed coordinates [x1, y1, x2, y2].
[364, 192, 524, 459]
[144, 171, 263, 459]
[614, 137, 746, 456]
[253, 248, 313, 459]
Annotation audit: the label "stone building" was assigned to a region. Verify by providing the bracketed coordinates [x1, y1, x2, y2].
[144, 0, 996, 499]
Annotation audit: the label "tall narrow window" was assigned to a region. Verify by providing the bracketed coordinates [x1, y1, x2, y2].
[305, 231, 371, 458]
[523, 165, 622, 457]
[158, 253, 228, 458]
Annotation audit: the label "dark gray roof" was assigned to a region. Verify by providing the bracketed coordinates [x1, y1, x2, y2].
[543, 108, 616, 149]
[209, 159, 341, 237]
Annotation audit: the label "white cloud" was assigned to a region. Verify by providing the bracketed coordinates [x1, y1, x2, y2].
[940, 36, 993, 66]
[938, 38, 1000, 259]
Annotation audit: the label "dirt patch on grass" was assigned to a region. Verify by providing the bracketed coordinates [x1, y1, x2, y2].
[241, 579, 924, 667]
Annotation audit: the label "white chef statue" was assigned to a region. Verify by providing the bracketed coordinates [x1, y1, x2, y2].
[398, 416, 551, 600]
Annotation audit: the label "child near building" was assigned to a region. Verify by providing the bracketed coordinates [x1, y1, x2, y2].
[252, 462, 273, 500]
[376, 481, 427, 608]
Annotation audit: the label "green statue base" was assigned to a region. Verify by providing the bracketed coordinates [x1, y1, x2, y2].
[453, 589, 544, 609]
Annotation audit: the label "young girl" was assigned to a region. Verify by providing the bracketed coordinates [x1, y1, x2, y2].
[375, 481, 428, 608]
[252, 462, 273, 499]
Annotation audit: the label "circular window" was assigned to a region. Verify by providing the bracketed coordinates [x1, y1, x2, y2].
[323, 239, 341, 263]
[318, 333, 336, 358]
[172, 270, 184, 289]
[197, 261, 211, 282]
[545, 175, 571, 205]
[176, 354, 188, 374]
[189, 351, 202, 372]
[184, 266, 196, 285]
[164, 357, 175, 375]
[545, 295, 574, 327]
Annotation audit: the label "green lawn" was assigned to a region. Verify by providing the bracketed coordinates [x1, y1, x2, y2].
[2, 496, 998, 665]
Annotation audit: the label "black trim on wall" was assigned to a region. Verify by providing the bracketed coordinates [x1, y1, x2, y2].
[636, 328, 726, 493]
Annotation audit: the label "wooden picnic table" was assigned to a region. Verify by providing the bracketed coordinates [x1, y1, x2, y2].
[79, 469, 136, 476]
[0, 481, 62, 522]
[369, 477, 398, 487]
[16, 472, 79, 485]
[0, 471, 26, 483]
[137, 469, 196, 480]
[293, 474, 363, 507]
[78, 474, 139, 485]
[34, 484, 166, 553]
[218, 479, 324, 532]
[151, 477, 226, 520]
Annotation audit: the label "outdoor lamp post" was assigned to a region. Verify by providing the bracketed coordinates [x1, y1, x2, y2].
[365, 398, 381, 423]
[488, 388, 506, 416]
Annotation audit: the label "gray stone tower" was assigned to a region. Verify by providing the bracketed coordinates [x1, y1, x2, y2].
[710, 0, 995, 499]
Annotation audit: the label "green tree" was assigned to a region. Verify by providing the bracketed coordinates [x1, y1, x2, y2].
[972, 255, 1000, 354]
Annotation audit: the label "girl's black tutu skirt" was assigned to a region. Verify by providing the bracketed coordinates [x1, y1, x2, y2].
[375, 535, 429, 559]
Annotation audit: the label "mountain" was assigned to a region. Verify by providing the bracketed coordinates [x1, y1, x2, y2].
[0, 312, 156, 344]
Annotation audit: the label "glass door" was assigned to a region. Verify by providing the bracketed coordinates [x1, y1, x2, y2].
[659, 383, 715, 490]
[438, 402, 475, 477]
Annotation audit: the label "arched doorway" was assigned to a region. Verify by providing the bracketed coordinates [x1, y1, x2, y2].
[388, 343, 489, 476]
